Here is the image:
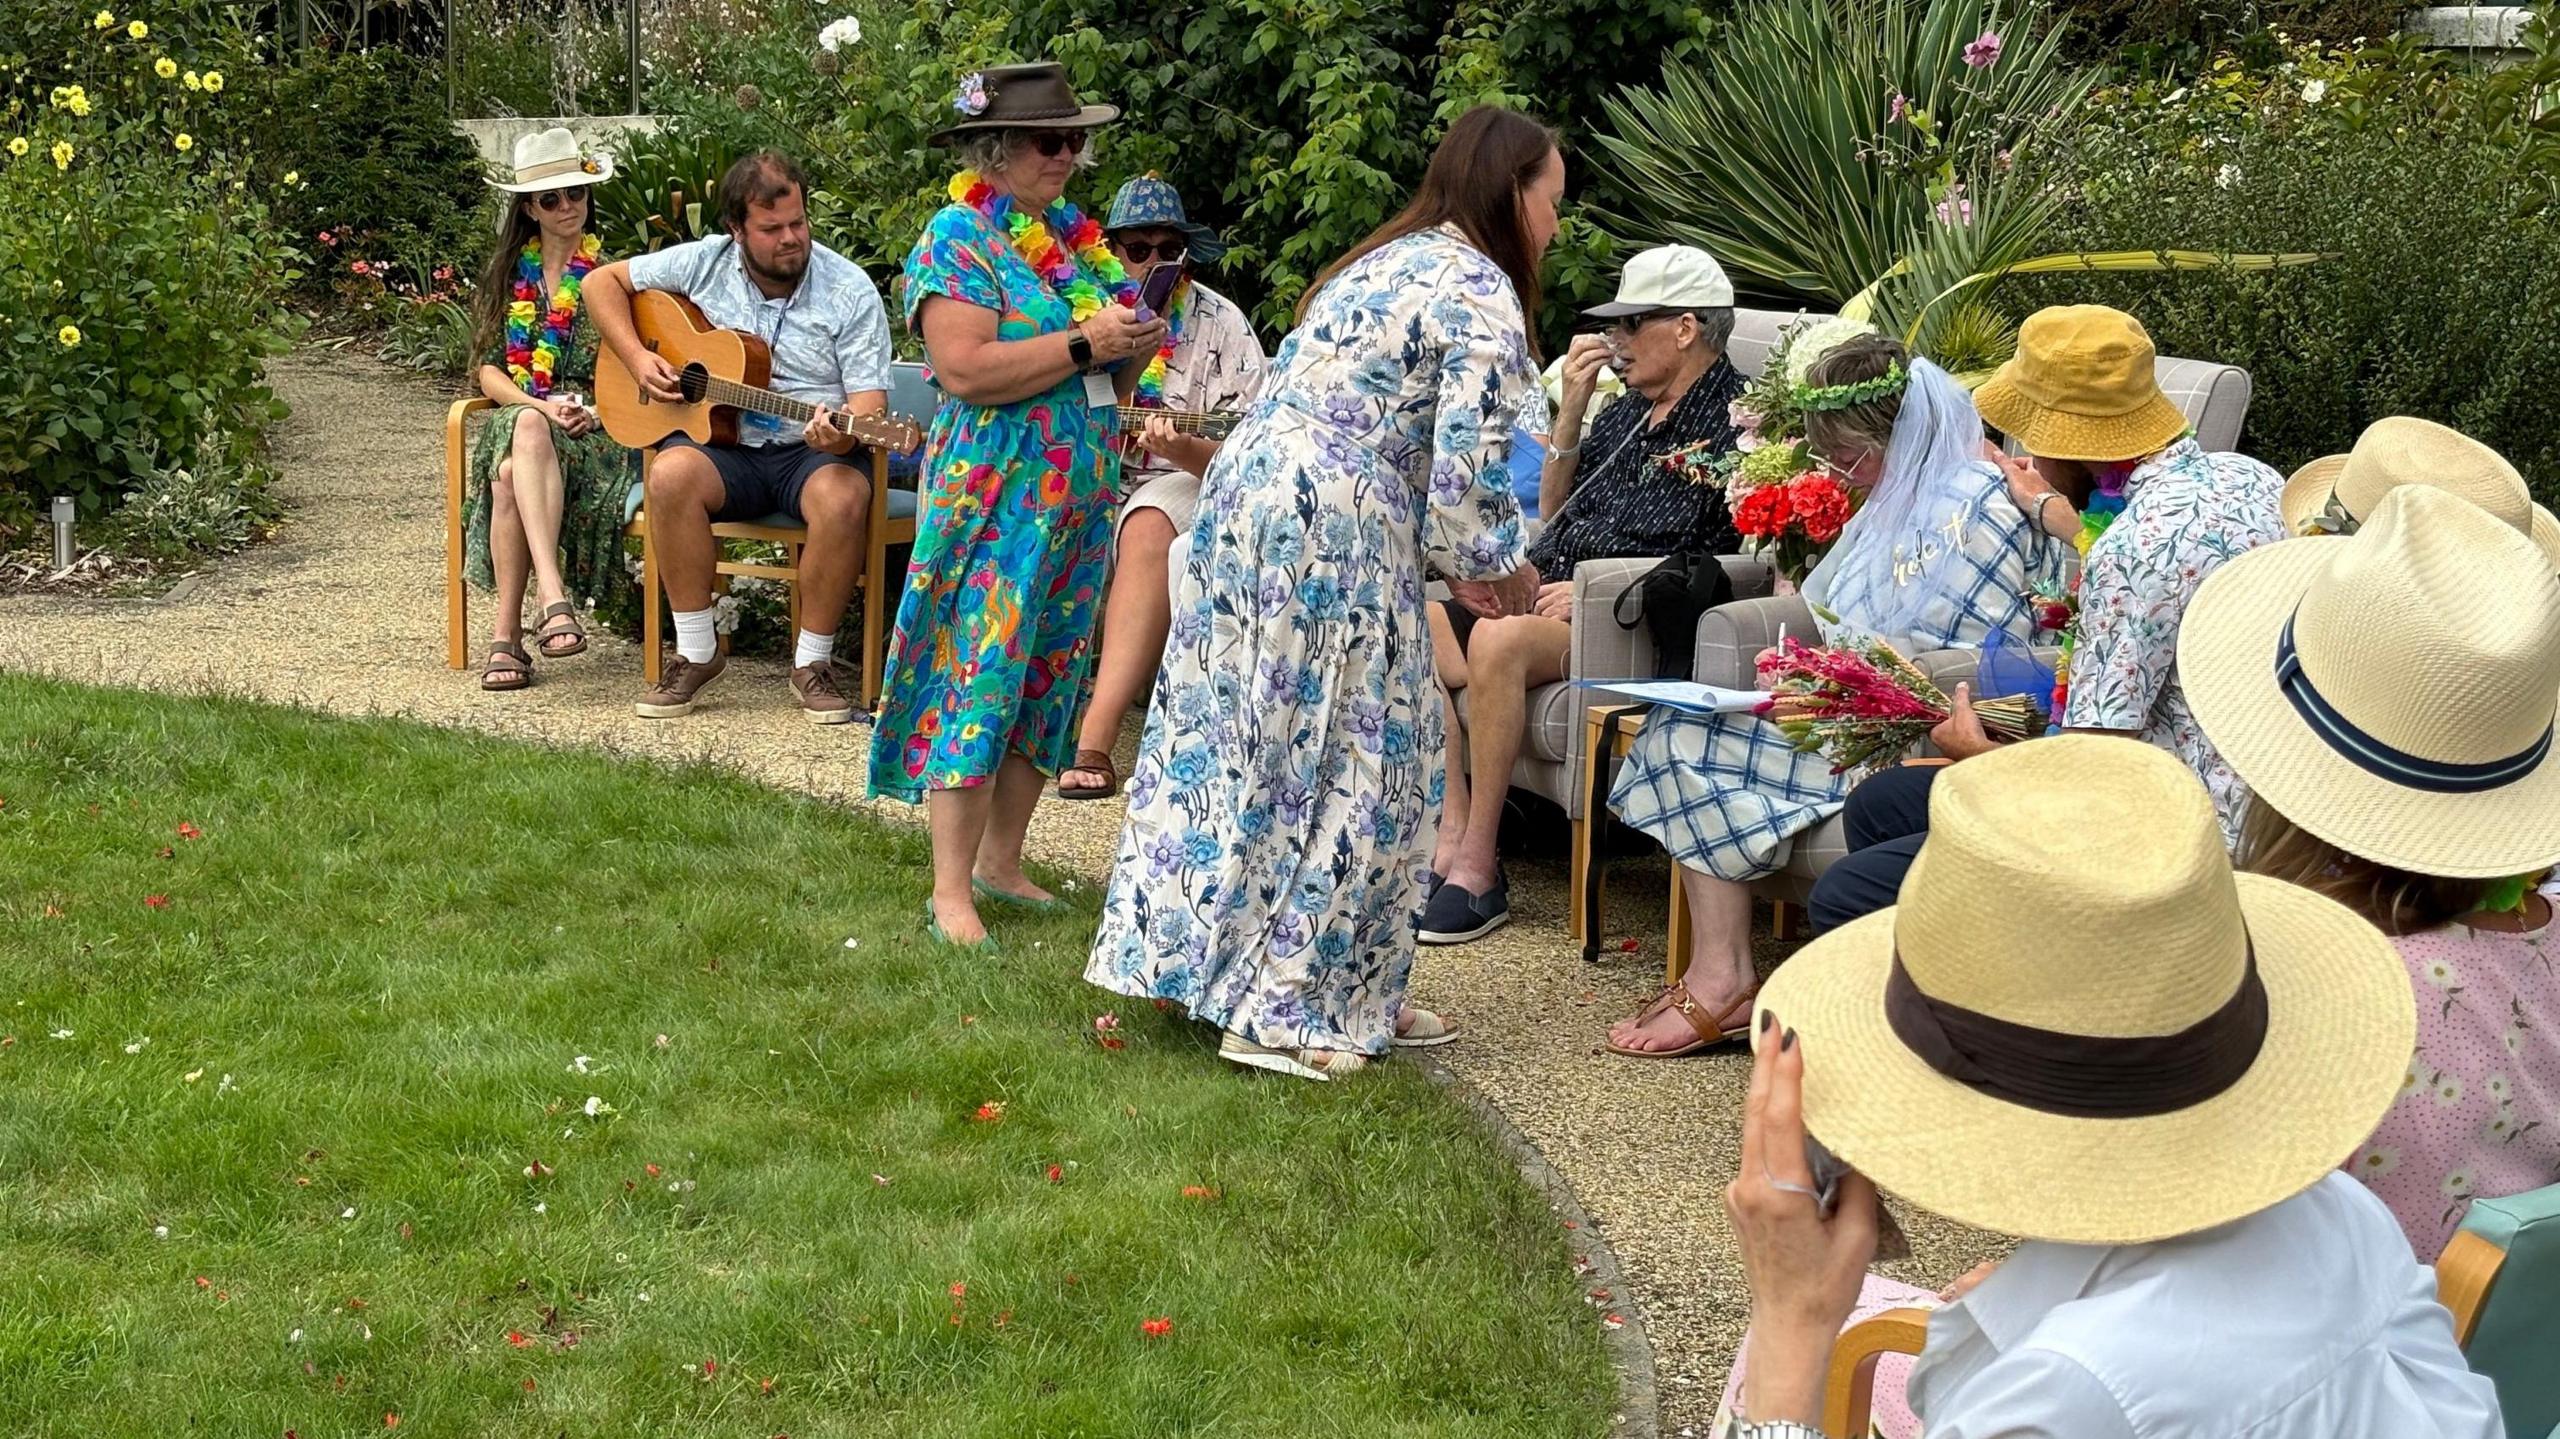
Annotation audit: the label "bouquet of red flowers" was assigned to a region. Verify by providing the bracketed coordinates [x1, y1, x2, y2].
[1754, 635, 2047, 773]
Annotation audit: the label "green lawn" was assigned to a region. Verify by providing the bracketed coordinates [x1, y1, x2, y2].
[0, 676, 1618, 1436]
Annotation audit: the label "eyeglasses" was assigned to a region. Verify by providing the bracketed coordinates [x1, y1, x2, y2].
[532, 187, 590, 213]
[1025, 131, 1088, 159]
[1813, 452, 1869, 485]
[1113, 238, 1188, 264]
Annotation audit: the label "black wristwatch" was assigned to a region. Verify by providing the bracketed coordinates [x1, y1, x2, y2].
[1067, 328, 1095, 370]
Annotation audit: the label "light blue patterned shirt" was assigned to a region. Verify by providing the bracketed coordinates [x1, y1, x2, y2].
[626, 236, 892, 446]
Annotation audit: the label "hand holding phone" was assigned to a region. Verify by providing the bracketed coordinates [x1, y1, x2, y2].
[1137, 260, 1183, 319]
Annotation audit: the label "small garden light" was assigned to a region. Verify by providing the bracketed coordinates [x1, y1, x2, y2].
[51, 496, 76, 571]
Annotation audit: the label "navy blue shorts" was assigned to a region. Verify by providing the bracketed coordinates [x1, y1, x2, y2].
[658, 437, 861, 524]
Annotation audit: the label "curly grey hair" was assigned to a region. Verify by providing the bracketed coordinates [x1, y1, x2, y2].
[956, 128, 1101, 177]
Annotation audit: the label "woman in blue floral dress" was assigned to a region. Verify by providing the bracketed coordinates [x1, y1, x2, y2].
[1086, 108, 1561, 1080]
[868, 65, 1167, 949]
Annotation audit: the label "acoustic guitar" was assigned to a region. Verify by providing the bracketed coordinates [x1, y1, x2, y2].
[595, 291, 924, 454]
[1124, 406, 1243, 440]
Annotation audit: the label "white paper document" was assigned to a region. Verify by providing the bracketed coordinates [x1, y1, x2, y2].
[1574, 680, 1771, 715]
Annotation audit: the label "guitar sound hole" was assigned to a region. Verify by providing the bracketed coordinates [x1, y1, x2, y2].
[678, 363, 711, 405]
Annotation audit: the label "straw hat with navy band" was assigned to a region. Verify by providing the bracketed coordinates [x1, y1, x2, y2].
[488, 126, 613, 192]
[2280, 414, 2560, 567]
[2180, 484, 2560, 879]
[1757, 735, 2414, 1246]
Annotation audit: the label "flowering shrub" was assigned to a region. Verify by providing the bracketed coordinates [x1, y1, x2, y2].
[2036, 26, 2560, 499]
[0, 6, 301, 540]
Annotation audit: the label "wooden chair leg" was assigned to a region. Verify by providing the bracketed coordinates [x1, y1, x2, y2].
[785, 541, 803, 639]
[639, 517, 663, 686]
[445, 410, 471, 670]
[1570, 709, 1608, 957]
[1666, 863, 1693, 986]
[1773, 900, 1808, 942]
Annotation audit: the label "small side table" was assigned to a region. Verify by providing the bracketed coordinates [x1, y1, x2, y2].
[1569, 703, 1652, 966]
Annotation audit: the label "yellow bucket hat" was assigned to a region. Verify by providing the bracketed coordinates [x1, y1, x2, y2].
[1975, 305, 2190, 463]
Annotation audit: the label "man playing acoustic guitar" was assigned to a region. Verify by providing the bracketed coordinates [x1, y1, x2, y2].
[585, 151, 894, 723]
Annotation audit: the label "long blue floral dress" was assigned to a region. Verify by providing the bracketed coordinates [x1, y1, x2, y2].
[1085, 226, 1539, 1058]
[867, 200, 1123, 802]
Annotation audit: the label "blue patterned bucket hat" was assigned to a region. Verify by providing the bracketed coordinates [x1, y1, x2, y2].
[1104, 175, 1226, 264]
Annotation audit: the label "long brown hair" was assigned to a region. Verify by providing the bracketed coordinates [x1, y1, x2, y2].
[2236, 800, 2486, 937]
[467, 190, 593, 366]
[1296, 106, 1558, 350]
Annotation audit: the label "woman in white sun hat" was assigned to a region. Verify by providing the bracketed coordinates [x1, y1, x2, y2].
[2181, 484, 2560, 1259]
[460, 127, 635, 691]
[1717, 734, 2500, 1439]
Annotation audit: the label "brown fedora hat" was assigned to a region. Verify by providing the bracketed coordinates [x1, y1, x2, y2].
[930, 63, 1120, 146]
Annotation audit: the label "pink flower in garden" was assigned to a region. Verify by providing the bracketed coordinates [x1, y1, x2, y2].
[350, 260, 372, 276]
[1887, 92, 1909, 122]
[317, 230, 337, 245]
[1963, 30, 2002, 67]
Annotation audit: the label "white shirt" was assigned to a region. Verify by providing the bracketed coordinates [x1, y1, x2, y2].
[625, 236, 893, 446]
[1906, 1173, 2502, 1439]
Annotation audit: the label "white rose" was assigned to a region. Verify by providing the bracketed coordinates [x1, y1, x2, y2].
[818, 15, 861, 51]
[2302, 79, 2327, 104]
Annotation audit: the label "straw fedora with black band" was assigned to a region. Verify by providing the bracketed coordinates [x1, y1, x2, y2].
[1756, 735, 2413, 1246]
[930, 63, 1119, 146]
[2280, 414, 2560, 565]
[488, 126, 612, 192]
[1974, 305, 2190, 462]
[2179, 484, 2560, 879]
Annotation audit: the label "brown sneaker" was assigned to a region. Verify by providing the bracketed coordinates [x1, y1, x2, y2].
[790, 659, 858, 725]
[636, 652, 727, 719]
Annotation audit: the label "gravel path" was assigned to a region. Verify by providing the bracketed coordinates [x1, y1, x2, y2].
[0, 350, 1996, 1435]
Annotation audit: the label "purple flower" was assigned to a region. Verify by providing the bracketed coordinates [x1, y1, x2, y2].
[1887, 91, 1910, 122]
[1962, 30, 2002, 68]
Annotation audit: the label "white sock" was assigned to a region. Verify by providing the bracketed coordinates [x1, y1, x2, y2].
[794, 629, 836, 669]
[673, 606, 718, 664]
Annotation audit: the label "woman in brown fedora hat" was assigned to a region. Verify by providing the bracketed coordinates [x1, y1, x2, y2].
[1719, 737, 2498, 1439]
[868, 63, 1166, 949]
[2182, 485, 2560, 1261]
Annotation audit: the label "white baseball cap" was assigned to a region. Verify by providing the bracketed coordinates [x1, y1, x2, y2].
[1582, 244, 1735, 319]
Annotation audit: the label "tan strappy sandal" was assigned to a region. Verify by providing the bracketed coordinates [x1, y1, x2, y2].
[1603, 983, 1758, 1059]
[532, 600, 588, 658]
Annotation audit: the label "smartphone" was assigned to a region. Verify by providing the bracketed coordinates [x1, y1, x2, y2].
[1137, 261, 1183, 316]
[1805, 1134, 1912, 1262]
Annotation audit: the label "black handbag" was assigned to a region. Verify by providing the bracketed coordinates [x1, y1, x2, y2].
[1611, 549, 1736, 678]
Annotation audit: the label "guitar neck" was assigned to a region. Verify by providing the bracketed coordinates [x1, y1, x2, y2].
[698, 374, 916, 449]
[1140, 407, 1238, 438]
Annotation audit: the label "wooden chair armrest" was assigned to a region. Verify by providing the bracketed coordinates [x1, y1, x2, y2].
[2435, 1228, 2504, 1349]
[1822, 1305, 1932, 1439]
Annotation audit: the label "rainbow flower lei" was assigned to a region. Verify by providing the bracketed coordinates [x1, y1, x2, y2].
[949, 168, 1136, 325]
[505, 233, 601, 398]
[1132, 277, 1188, 409]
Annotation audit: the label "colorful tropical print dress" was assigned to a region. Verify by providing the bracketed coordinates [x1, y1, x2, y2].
[867, 201, 1125, 801]
[462, 306, 641, 607]
[1084, 227, 1539, 1058]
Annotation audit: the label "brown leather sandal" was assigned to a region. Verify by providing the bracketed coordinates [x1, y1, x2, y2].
[1604, 983, 1759, 1059]
[481, 639, 533, 692]
[1056, 748, 1120, 801]
[532, 600, 588, 658]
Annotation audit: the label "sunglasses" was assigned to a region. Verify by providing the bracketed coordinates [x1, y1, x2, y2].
[1024, 131, 1088, 159]
[1114, 238, 1188, 264]
[1606, 310, 1687, 340]
[531, 186, 590, 213]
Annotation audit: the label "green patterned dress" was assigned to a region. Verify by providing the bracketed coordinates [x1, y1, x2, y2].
[462, 308, 643, 607]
